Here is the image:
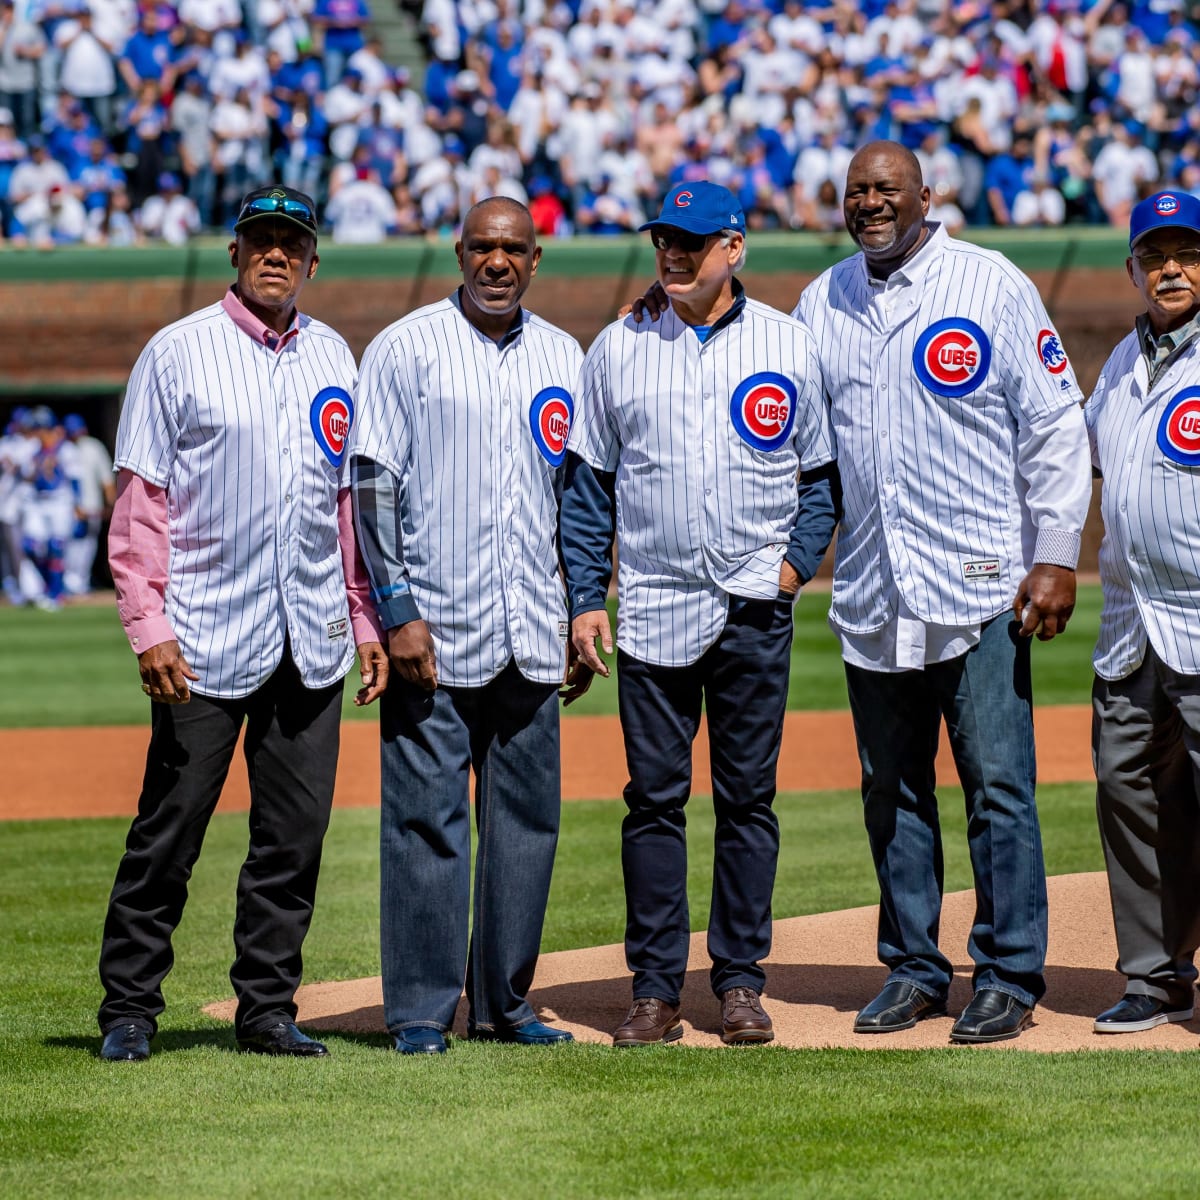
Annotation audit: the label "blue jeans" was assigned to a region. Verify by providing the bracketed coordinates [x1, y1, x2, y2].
[844, 616, 1046, 1007]
[379, 661, 561, 1034]
[618, 594, 792, 1004]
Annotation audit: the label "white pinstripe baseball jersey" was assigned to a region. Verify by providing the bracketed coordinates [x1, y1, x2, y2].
[794, 222, 1091, 651]
[1086, 327, 1200, 679]
[350, 295, 584, 687]
[114, 298, 359, 698]
[568, 294, 835, 667]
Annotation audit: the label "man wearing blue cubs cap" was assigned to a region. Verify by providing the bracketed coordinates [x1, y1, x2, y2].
[562, 179, 840, 1047]
[1084, 190, 1200, 1035]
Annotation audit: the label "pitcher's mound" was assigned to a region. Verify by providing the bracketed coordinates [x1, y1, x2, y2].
[204, 872, 1200, 1051]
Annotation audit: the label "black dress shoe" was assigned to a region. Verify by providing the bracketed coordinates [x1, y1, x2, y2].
[236, 1021, 328, 1057]
[100, 1023, 151, 1062]
[1094, 992, 1194, 1034]
[950, 989, 1033, 1043]
[854, 981, 947, 1033]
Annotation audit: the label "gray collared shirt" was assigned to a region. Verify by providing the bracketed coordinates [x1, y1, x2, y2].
[1138, 308, 1200, 386]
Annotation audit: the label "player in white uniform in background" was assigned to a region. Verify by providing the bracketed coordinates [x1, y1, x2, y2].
[563, 182, 840, 1048]
[0, 407, 36, 606]
[351, 197, 581, 1055]
[1086, 191, 1200, 1034]
[19, 405, 79, 610]
[61, 412, 114, 596]
[96, 185, 387, 1064]
[794, 141, 1092, 1043]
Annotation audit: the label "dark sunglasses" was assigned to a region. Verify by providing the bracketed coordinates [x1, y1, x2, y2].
[237, 195, 317, 227]
[650, 227, 715, 253]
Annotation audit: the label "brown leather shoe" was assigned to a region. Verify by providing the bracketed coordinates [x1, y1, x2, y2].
[720, 986, 774, 1044]
[612, 997, 683, 1047]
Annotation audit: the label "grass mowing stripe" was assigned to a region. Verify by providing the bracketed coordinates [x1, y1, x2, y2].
[0, 587, 1104, 726]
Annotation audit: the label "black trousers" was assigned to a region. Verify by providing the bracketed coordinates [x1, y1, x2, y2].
[98, 649, 343, 1038]
[617, 594, 793, 1003]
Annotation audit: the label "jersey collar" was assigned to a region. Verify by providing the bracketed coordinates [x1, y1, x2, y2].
[451, 286, 526, 348]
[860, 221, 945, 291]
[222, 286, 301, 353]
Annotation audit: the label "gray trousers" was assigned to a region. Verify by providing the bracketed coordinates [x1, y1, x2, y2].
[1092, 645, 1200, 1005]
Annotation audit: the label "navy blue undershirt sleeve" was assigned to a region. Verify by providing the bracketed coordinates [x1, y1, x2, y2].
[559, 451, 616, 619]
[785, 461, 842, 585]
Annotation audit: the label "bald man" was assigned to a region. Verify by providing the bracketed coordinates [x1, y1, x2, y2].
[350, 198, 585, 1054]
[793, 142, 1092, 1043]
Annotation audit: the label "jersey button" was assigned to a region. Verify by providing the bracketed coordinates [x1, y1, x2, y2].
[282, 447, 289, 455]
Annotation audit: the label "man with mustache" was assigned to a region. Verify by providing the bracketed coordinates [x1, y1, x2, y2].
[1085, 191, 1200, 1034]
[793, 141, 1092, 1043]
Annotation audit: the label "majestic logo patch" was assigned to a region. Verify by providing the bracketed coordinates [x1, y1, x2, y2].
[1155, 193, 1181, 216]
[1037, 328, 1069, 375]
[962, 558, 1000, 581]
[327, 617, 348, 640]
[730, 373, 797, 452]
[674, 190, 693, 207]
[1157, 387, 1200, 467]
[310, 387, 353, 467]
[912, 318, 991, 397]
[529, 387, 573, 466]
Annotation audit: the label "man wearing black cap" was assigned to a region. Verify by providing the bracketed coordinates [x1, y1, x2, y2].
[561, 181, 840, 1046]
[96, 185, 388, 1062]
[1086, 190, 1200, 1034]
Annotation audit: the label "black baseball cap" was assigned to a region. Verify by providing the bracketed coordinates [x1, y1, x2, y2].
[233, 185, 319, 239]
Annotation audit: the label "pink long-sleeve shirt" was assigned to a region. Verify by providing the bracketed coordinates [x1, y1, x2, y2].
[109, 286, 383, 659]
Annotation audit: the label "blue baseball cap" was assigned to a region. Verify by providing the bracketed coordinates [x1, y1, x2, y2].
[639, 181, 744, 236]
[1130, 191, 1200, 248]
[64, 413, 87, 434]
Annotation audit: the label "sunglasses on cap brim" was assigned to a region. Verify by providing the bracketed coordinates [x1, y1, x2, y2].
[237, 195, 317, 229]
[650, 227, 720, 253]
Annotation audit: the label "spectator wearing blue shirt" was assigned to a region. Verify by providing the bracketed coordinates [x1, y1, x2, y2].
[0, 106, 25, 236]
[309, 0, 370, 93]
[118, 6, 175, 95]
[484, 20, 523, 111]
[985, 135, 1035, 226]
[46, 100, 99, 172]
[72, 135, 125, 211]
[274, 90, 327, 200]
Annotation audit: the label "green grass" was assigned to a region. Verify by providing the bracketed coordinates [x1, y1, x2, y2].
[0, 587, 1104, 726]
[4, 586, 1181, 1199]
[6, 785, 1197, 1200]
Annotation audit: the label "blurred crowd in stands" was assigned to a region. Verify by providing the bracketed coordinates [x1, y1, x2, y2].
[0, 0, 1199, 245]
[0, 406, 114, 607]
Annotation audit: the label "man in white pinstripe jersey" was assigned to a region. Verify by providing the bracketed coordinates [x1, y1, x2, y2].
[351, 197, 582, 1055]
[1087, 191, 1200, 1035]
[98, 185, 389, 1063]
[793, 142, 1093, 1043]
[563, 181, 841, 1047]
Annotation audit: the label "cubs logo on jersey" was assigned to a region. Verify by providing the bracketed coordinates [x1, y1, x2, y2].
[1037, 328, 1069, 375]
[529, 386, 573, 467]
[1157, 387, 1200, 467]
[1155, 193, 1181, 216]
[912, 318, 992, 398]
[310, 387, 353, 467]
[730, 373, 797, 452]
